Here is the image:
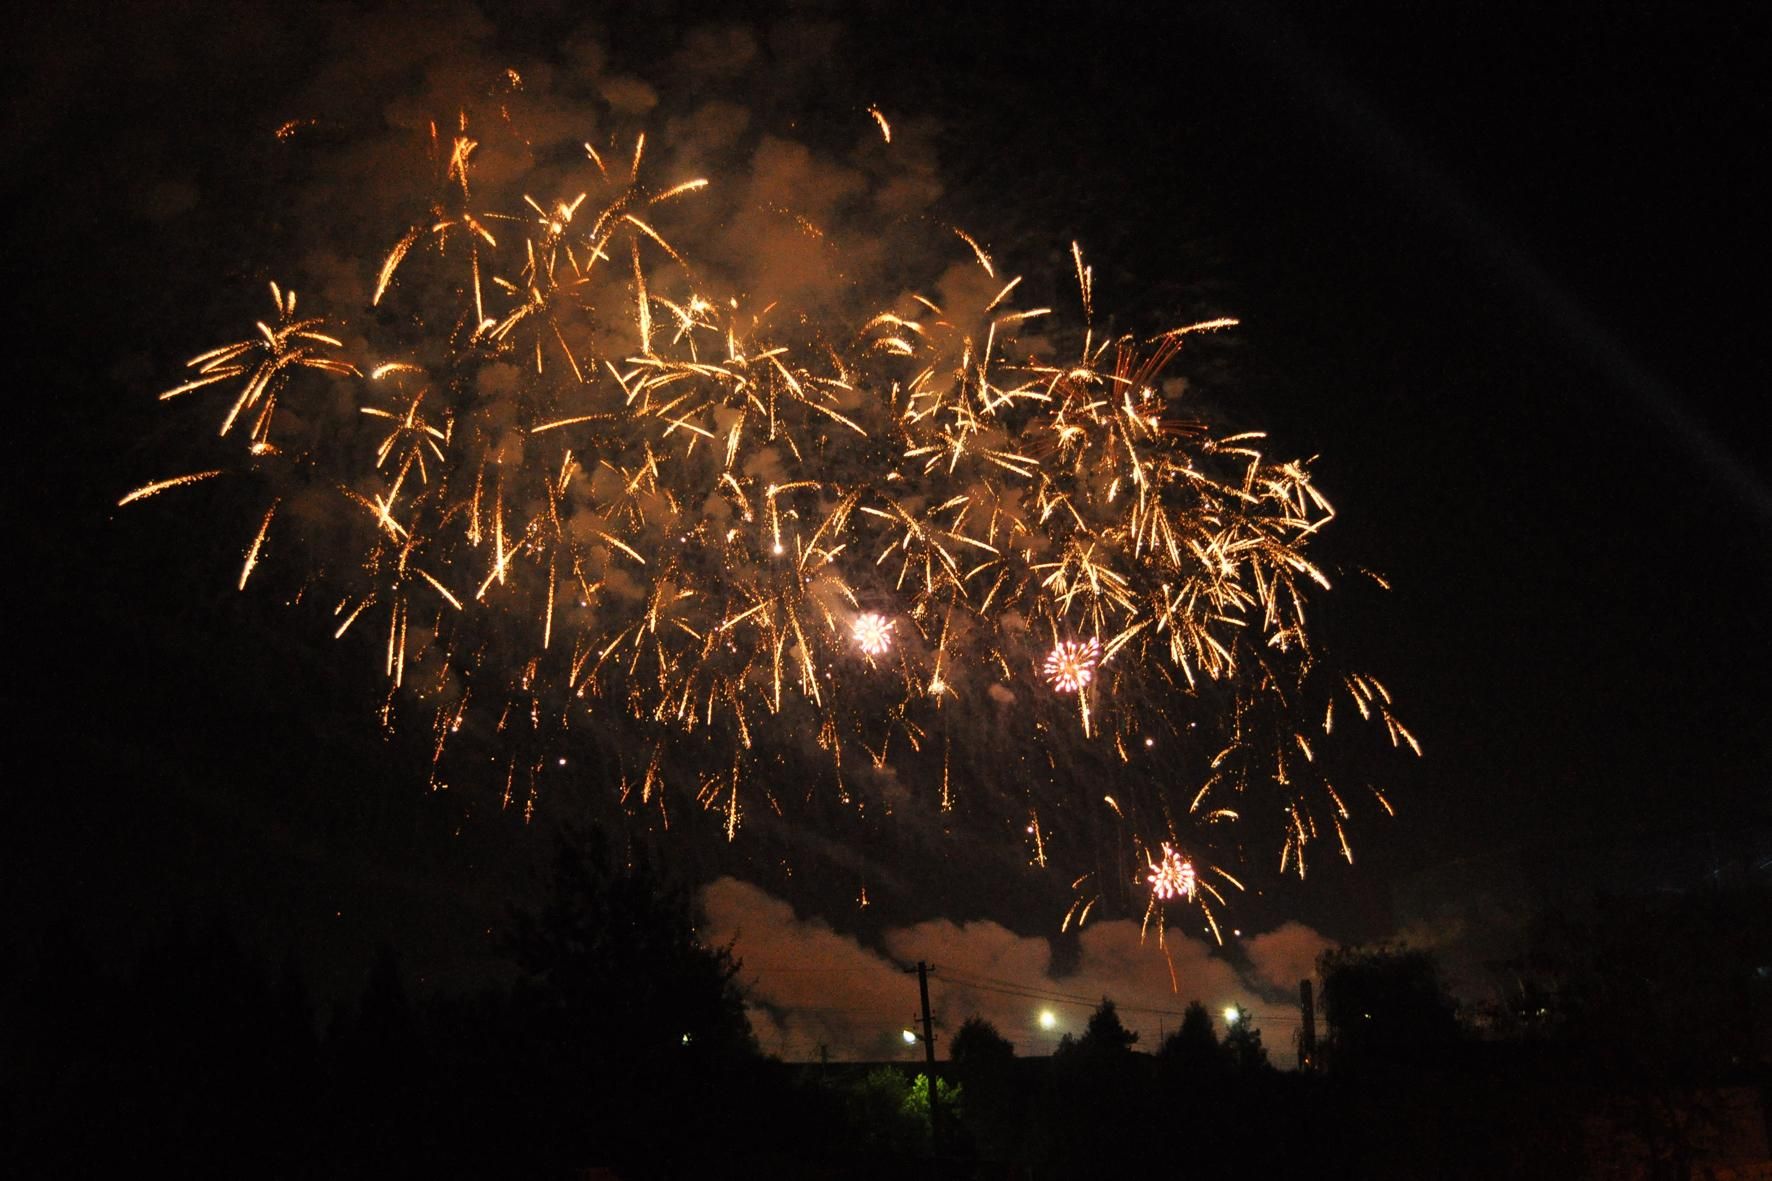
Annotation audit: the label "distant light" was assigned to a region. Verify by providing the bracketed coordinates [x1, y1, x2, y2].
[1039, 1009, 1058, 1030]
[903, 1029, 919, 1045]
[1223, 1006, 1240, 1025]
[557, 757, 567, 766]
[1144, 737, 1154, 747]
[681, 1032, 692, 1046]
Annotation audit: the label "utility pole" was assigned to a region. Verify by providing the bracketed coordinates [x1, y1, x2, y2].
[1298, 978, 1317, 1071]
[906, 960, 940, 1163]
[914, 961, 937, 1071]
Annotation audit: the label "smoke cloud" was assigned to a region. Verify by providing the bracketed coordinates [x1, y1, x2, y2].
[702, 876, 1322, 1064]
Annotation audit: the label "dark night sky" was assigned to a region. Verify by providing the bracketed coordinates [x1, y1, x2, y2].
[5, 0, 1768, 1052]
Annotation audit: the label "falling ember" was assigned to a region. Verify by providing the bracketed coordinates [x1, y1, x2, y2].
[852, 612, 894, 657]
[1043, 637, 1101, 694]
[118, 470, 225, 506]
[1146, 843, 1197, 902]
[238, 501, 278, 590]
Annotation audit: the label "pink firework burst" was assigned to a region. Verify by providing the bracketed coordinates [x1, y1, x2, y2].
[1147, 843, 1197, 901]
[1043, 637, 1101, 693]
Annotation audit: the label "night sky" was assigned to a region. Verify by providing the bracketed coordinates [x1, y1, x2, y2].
[7, 0, 1768, 1060]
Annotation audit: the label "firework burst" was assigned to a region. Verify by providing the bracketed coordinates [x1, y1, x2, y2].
[1146, 844, 1197, 902]
[125, 96, 1418, 925]
[1043, 638, 1101, 694]
[852, 613, 895, 658]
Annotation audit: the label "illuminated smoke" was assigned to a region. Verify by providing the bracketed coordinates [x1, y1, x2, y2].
[125, 85, 1418, 926]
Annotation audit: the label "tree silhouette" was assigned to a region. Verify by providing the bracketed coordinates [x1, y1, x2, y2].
[1042, 998, 1150, 1172]
[326, 944, 439, 1169]
[1222, 1004, 1270, 1073]
[1063, 997, 1138, 1059]
[10, 925, 327, 1172]
[497, 824, 760, 1173]
[504, 824, 755, 1066]
[1319, 944, 1461, 1070]
[950, 1017, 1018, 1163]
[951, 1015, 1016, 1067]
[1497, 882, 1772, 1177]
[1159, 999, 1226, 1077]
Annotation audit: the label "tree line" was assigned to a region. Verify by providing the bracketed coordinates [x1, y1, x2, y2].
[6, 828, 1765, 1178]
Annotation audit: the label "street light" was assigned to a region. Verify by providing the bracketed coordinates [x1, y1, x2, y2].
[902, 1028, 919, 1045]
[1223, 1005, 1240, 1025]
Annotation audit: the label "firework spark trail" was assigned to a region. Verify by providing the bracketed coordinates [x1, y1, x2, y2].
[127, 100, 1417, 926]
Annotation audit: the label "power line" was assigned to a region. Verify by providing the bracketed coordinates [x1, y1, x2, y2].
[941, 968, 1227, 1020]
[742, 976, 1307, 1031]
